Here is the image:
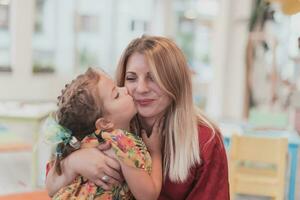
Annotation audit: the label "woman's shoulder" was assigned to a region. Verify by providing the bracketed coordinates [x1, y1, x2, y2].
[197, 123, 225, 159]
[197, 124, 220, 145]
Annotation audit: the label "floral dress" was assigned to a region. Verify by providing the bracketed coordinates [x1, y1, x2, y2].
[52, 129, 152, 200]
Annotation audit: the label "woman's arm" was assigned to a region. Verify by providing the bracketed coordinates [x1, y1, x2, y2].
[45, 142, 123, 196]
[45, 158, 77, 197]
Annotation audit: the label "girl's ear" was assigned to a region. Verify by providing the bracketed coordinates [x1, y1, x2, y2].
[95, 118, 114, 131]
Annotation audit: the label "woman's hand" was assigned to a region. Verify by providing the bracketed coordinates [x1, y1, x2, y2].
[46, 142, 123, 196]
[68, 142, 123, 189]
[141, 117, 164, 155]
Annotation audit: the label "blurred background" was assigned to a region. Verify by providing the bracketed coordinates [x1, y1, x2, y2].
[0, 0, 300, 199]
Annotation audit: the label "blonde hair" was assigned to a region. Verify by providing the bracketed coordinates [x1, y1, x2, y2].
[116, 35, 219, 182]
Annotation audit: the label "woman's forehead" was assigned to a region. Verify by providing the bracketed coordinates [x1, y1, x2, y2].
[126, 53, 151, 72]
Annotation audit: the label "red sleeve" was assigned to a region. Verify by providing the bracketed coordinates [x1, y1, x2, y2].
[186, 126, 230, 200]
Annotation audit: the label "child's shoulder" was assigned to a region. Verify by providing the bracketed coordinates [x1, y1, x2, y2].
[103, 129, 152, 171]
[103, 129, 141, 140]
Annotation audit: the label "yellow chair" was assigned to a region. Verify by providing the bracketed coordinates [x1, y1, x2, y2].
[229, 134, 288, 200]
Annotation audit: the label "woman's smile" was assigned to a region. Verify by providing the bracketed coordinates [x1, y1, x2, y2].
[135, 98, 155, 106]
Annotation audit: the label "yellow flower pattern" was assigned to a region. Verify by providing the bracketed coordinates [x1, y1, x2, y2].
[52, 129, 152, 200]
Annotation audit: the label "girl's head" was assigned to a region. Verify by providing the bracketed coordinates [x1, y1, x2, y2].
[55, 67, 136, 175]
[56, 68, 102, 139]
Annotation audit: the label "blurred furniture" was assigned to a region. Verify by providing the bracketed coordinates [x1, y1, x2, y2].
[291, 91, 300, 134]
[248, 109, 289, 130]
[0, 190, 50, 200]
[223, 128, 300, 200]
[229, 135, 288, 200]
[0, 130, 31, 152]
[0, 101, 56, 188]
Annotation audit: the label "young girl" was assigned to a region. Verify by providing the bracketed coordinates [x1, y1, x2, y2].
[45, 67, 162, 200]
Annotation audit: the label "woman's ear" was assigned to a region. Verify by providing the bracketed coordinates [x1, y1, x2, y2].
[95, 118, 114, 131]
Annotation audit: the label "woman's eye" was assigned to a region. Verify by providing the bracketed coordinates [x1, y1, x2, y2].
[125, 76, 136, 81]
[148, 75, 154, 81]
[115, 92, 120, 99]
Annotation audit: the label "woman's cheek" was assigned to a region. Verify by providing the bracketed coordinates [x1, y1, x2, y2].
[125, 83, 135, 95]
[125, 83, 131, 94]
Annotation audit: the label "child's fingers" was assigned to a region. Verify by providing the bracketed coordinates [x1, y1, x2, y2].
[158, 117, 165, 132]
[153, 116, 164, 135]
[152, 118, 160, 134]
[141, 129, 148, 140]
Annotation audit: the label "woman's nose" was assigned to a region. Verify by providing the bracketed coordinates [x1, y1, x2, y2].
[136, 79, 149, 93]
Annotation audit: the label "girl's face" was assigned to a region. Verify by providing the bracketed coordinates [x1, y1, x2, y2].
[124, 53, 171, 122]
[97, 72, 137, 128]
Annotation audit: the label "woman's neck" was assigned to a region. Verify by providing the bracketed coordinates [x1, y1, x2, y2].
[138, 113, 164, 134]
[139, 117, 155, 133]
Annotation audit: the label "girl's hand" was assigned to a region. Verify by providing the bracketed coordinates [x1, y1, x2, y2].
[141, 117, 164, 155]
[68, 142, 123, 189]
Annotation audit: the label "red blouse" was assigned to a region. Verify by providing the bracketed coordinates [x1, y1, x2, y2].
[158, 125, 230, 200]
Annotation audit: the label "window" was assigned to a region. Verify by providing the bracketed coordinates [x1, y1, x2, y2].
[173, 0, 219, 82]
[0, 0, 11, 72]
[172, 0, 220, 108]
[73, 0, 103, 71]
[32, 0, 56, 73]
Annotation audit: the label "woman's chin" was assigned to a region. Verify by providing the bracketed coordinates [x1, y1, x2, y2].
[137, 107, 164, 120]
[137, 112, 156, 120]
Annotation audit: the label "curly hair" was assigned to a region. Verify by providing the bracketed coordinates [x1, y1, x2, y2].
[54, 67, 103, 175]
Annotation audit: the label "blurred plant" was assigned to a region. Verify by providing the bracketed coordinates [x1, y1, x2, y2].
[32, 62, 54, 73]
[32, 50, 55, 73]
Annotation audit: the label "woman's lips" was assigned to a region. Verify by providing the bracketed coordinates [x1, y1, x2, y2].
[135, 99, 154, 106]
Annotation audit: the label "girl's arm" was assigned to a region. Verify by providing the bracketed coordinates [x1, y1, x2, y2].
[45, 142, 122, 196]
[120, 152, 162, 200]
[117, 118, 163, 200]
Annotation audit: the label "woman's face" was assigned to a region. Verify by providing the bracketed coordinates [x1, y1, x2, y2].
[124, 53, 171, 121]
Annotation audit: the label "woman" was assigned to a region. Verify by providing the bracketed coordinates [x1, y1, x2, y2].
[46, 35, 229, 199]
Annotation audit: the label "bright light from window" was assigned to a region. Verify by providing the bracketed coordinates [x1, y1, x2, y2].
[0, 0, 10, 6]
[196, 0, 219, 17]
